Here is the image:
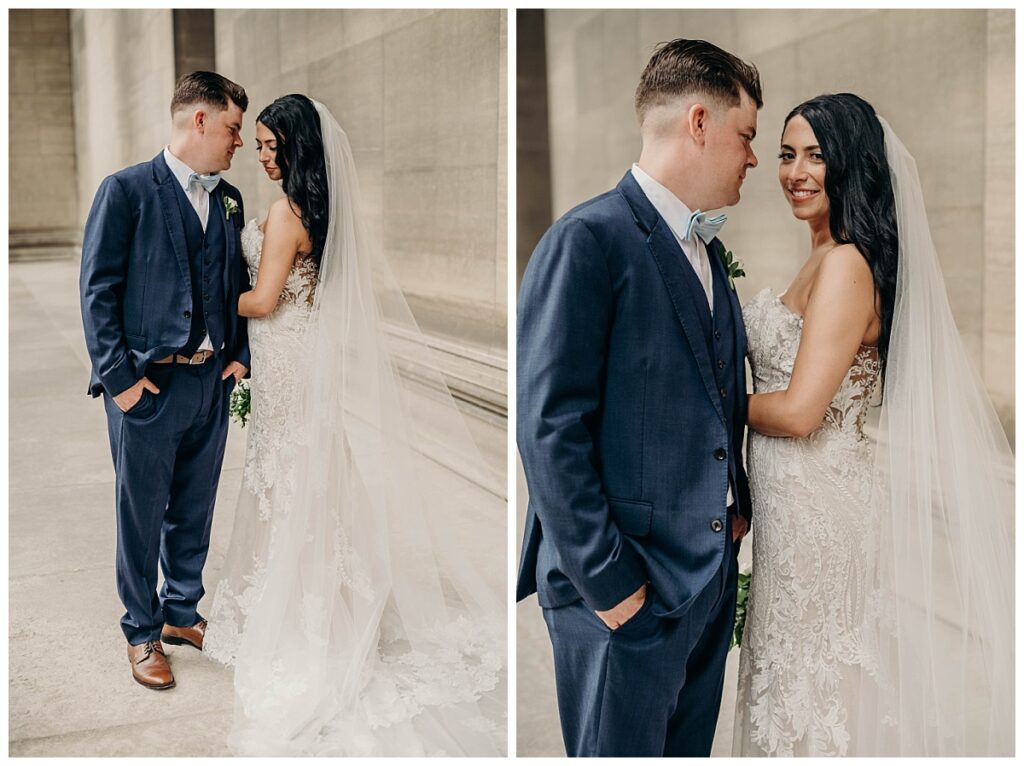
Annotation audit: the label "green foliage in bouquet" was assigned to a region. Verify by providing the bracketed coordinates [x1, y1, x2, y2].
[731, 568, 751, 650]
[229, 379, 251, 427]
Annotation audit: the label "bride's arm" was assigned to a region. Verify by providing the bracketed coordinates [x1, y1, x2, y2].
[749, 244, 877, 438]
[238, 198, 308, 318]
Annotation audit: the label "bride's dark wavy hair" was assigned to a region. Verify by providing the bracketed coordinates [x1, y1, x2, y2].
[257, 94, 329, 266]
[784, 93, 898, 375]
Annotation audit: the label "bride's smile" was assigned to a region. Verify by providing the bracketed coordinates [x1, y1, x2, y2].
[778, 115, 827, 224]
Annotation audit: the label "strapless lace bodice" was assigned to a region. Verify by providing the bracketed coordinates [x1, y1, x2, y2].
[744, 287, 880, 441]
[733, 286, 887, 757]
[241, 218, 318, 309]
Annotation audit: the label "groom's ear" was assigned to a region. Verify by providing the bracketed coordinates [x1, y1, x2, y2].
[193, 108, 207, 133]
[687, 103, 709, 146]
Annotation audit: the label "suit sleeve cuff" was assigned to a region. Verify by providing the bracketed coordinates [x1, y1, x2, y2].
[232, 346, 252, 377]
[100, 357, 138, 398]
[574, 543, 647, 612]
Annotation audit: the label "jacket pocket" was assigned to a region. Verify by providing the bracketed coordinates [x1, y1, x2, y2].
[608, 498, 653, 537]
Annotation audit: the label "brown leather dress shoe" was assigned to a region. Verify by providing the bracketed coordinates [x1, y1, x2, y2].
[127, 640, 174, 690]
[161, 619, 207, 651]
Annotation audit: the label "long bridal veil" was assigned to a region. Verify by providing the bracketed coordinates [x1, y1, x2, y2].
[225, 101, 505, 755]
[853, 118, 1014, 755]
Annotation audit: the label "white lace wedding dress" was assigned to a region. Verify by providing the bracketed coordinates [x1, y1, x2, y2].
[205, 219, 322, 661]
[205, 218, 504, 756]
[733, 120, 1012, 757]
[733, 287, 885, 757]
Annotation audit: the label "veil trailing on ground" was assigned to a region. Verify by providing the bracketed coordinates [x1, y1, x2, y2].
[853, 118, 1014, 755]
[226, 101, 505, 755]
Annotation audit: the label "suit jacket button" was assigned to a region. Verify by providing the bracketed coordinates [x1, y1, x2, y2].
[714, 448, 726, 461]
[183, 310, 191, 318]
[720, 387, 727, 398]
[717, 359, 725, 369]
[711, 519, 724, 533]
[714, 330, 721, 340]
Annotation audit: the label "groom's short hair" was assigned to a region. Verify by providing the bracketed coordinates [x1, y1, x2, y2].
[170, 71, 248, 116]
[635, 39, 762, 124]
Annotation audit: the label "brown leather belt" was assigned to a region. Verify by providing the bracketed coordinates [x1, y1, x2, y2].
[153, 351, 215, 365]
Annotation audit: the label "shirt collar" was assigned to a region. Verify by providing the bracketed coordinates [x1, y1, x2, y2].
[163, 147, 199, 193]
[630, 163, 702, 244]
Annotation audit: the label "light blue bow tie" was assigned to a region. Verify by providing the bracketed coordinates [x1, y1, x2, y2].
[683, 210, 727, 243]
[187, 172, 221, 193]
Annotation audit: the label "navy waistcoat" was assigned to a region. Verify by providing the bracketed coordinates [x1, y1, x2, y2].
[674, 242, 743, 501]
[171, 183, 228, 357]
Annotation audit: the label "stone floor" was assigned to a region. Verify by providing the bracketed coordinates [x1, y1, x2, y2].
[9, 258, 507, 756]
[514, 460, 751, 757]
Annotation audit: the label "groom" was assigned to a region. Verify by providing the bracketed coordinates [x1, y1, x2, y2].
[517, 40, 760, 756]
[80, 71, 251, 690]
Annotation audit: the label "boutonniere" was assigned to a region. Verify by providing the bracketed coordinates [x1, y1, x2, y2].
[222, 193, 240, 221]
[719, 249, 746, 291]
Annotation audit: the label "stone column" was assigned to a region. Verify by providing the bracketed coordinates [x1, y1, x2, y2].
[70, 10, 176, 227]
[516, 10, 553, 288]
[173, 10, 215, 78]
[9, 10, 79, 261]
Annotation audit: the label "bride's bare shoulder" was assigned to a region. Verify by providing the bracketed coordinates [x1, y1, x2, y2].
[264, 196, 311, 249]
[807, 243, 877, 326]
[814, 244, 873, 291]
[267, 195, 305, 227]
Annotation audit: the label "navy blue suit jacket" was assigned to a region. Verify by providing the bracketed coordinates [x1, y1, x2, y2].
[517, 171, 752, 616]
[80, 152, 251, 397]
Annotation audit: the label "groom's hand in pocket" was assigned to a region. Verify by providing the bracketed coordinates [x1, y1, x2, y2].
[732, 514, 749, 543]
[595, 582, 647, 630]
[113, 377, 160, 413]
[221, 361, 248, 383]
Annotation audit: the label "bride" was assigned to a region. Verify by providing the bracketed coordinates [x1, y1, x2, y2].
[733, 93, 1013, 756]
[201, 94, 505, 755]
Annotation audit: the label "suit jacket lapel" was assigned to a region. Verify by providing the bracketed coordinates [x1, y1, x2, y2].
[645, 220, 726, 426]
[707, 237, 748, 405]
[618, 171, 728, 425]
[618, 171, 727, 425]
[209, 189, 235, 302]
[152, 153, 192, 291]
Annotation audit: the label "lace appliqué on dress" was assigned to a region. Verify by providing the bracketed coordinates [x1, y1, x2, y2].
[734, 288, 888, 757]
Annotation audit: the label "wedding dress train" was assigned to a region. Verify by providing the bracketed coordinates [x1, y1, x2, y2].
[205, 101, 505, 756]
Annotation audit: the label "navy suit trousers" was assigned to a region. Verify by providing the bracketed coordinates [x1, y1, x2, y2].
[542, 530, 739, 757]
[102, 360, 233, 644]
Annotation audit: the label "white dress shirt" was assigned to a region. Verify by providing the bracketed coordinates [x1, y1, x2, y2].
[163, 147, 215, 352]
[630, 163, 734, 507]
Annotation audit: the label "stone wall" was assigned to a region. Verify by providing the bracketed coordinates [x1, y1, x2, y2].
[9, 10, 79, 260]
[529, 8, 1014, 437]
[213, 9, 507, 409]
